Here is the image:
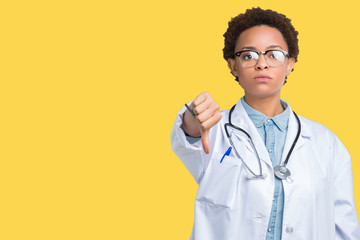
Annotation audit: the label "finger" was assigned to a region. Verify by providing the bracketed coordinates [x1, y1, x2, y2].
[193, 99, 211, 115]
[199, 112, 222, 130]
[193, 92, 208, 106]
[197, 107, 215, 123]
[196, 104, 220, 123]
[199, 113, 222, 154]
[201, 129, 210, 154]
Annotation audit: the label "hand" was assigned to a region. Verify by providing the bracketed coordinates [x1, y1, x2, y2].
[183, 92, 222, 154]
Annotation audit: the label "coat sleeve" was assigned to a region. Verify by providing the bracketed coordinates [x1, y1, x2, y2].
[170, 104, 208, 184]
[332, 136, 360, 239]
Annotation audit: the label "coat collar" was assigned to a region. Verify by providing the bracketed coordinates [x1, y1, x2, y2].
[229, 98, 312, 167]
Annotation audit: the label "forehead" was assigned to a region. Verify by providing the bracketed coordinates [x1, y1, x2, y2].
[235, 25, 288, 51]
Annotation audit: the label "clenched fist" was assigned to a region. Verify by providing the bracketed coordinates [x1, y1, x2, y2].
[183, 92, 222, 154]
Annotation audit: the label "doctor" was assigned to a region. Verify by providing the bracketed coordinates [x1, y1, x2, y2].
[170, 8, 360, 240]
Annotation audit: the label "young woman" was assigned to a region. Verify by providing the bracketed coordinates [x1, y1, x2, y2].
[170, 8, 360, 240]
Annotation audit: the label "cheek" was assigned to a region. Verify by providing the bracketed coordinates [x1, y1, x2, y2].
[237, 71, 255, 90]
[236, 68, 251, 79]
[280, 67, 289, 79]
[271, 65, 289, 80]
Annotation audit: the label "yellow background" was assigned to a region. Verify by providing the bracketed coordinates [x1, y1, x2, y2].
[1, 0, 359, 239]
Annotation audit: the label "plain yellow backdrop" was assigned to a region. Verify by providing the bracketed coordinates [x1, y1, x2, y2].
[0, 0, 359, 239]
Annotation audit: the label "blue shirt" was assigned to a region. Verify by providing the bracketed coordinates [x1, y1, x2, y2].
[241, 97, 290, 240]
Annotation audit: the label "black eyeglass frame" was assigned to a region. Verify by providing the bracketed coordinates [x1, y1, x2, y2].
[234, 49, 289, 68]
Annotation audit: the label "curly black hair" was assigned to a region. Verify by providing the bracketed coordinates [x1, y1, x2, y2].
[223, 8, 299, 82]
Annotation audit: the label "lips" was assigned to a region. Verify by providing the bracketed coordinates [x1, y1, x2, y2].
[254, 74, 272, 83]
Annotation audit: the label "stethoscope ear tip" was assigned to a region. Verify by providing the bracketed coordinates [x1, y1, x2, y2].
[262, 173, 268, 179]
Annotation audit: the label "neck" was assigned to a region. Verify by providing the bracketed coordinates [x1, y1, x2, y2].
[244, 94, 284, 118]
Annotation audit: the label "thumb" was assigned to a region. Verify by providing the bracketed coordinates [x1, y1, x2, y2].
[201, 129, 210, 154]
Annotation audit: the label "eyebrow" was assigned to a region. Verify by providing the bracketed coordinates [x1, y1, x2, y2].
[240, 45, 283, 51]
[267, 45, 283, 49]
[240, 46, 256, 50]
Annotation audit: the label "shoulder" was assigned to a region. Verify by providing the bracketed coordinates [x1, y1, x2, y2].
[298, 114, 350, 159]
[220, 108, 230, 117]
[298, 115, 333, 137]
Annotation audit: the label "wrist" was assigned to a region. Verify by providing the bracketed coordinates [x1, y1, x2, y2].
[182, 110, 201, 137]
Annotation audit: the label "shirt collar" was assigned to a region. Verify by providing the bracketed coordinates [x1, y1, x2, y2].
[240, 97, 290, 132]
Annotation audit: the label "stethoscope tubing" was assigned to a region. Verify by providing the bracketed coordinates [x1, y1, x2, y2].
[225, 104, 301, 179]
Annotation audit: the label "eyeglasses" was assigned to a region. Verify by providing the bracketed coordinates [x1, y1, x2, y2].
[234, 49, 289, 68]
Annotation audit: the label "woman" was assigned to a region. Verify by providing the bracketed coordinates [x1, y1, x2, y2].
[170, 8, 360, 240]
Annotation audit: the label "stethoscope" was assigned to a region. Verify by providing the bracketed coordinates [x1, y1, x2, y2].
[223, 104, 301, 181]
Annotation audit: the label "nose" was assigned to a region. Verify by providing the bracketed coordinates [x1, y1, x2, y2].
[255, 53, 269, 70]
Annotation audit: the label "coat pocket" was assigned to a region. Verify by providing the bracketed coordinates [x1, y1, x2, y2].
[196, 153, 241, 209]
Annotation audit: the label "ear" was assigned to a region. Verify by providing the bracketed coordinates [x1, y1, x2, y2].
[286, 57, 295, 76]
[227, 58, 238, 77]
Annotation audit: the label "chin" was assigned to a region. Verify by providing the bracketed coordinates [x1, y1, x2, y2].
[245, 86, 282, 99]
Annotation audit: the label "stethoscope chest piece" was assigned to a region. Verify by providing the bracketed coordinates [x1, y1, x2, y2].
[274, 166, 291, 180]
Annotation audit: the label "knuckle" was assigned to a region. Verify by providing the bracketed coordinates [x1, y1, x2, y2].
[195, 93, 206, 105]
[200, 122, 208, 129]
[202, 92, 209, 100]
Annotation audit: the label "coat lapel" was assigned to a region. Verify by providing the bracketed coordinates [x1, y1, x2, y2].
[280, 110, 312, 165]
[230, 100, 273, 168]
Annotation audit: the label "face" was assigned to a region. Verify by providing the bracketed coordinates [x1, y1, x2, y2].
[228, 25, 295, 99]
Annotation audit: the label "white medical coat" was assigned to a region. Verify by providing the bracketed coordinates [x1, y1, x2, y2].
[170, 99, 360, 240]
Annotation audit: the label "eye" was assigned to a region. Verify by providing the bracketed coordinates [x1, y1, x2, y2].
[240, 51, 257, 61]
[242, 54, 253, 60]
[267, 50, 284, 60]
[269, 53, 276, 59]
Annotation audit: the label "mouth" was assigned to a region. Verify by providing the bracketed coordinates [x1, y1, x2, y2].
[254, 75, 272, 83]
